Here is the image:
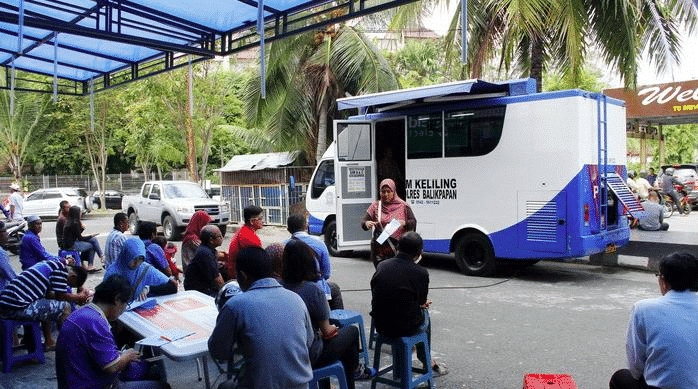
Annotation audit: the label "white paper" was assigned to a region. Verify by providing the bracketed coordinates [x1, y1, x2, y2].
[126, 297, 157, 311]
[135, 329, 195, 348]
[376, 219, 400, 244]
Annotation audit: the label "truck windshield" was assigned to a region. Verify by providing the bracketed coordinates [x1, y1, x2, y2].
[163, 183, 209, 199]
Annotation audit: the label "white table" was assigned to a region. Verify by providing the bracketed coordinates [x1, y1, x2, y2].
[118, 290, 219, 388]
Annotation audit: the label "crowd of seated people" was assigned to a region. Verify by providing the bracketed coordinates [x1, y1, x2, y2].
[7, 202, 695, 389]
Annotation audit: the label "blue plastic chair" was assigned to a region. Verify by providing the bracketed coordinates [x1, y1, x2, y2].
[371, 330, 433, 389]
[329, 309, 369, 366]
[0, 319, 45, 373]
[309, 361, 349, 389]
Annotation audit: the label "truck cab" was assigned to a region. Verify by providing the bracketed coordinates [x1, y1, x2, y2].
[123, 180, 231, 240]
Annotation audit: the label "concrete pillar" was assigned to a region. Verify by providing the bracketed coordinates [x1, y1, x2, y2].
[659, 124, 665, 166]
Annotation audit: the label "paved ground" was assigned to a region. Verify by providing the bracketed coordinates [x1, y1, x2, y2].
[0, 210, 693, 388]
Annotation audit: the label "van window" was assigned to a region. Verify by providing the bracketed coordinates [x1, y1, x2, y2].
[337, 123, 371, 161]
[407, 113, 442, 159]
[311, 160, 335, 199]
[444, 106, 505, 157]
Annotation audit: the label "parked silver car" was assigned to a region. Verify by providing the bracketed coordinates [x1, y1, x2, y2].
[23, 187, 91, 218]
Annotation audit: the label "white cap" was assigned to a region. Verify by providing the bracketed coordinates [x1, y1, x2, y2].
[9, 183, 20, 191]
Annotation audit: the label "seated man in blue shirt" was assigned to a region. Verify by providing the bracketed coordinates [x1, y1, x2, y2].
[286, 214, 343, 309]
[610, 252, 698, 389]
[209, 246, 314, 389]
[20, 215, 62, 270]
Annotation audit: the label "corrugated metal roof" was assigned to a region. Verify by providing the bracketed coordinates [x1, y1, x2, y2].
[216, 151, 299, 172]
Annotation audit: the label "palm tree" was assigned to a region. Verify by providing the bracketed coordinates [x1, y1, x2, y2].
[242, 22, 399, 165]
[395, 0, 697, 90]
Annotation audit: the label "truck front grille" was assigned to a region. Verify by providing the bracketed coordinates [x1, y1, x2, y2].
[195, 205, 220, 216]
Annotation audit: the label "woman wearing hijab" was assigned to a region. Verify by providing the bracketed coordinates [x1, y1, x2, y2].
[103, 237, 177, 302]
[181, 211, 212, 272]
[361, 178, 417, 268]
[63, 205, 104, 271]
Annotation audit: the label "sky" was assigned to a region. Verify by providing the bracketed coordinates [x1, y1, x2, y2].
[423, 6, 698, 88]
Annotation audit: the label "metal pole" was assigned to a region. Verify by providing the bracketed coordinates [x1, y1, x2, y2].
[460, 0, 467, 63]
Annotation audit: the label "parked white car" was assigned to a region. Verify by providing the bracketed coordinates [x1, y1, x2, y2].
[23, 187, 91, 218]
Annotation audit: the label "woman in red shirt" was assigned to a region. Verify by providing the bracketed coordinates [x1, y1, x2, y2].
[221, 205, 263, 280]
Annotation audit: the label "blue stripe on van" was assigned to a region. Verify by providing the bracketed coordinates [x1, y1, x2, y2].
[308, 214, 325, 235]
[487, 165, 630, 260]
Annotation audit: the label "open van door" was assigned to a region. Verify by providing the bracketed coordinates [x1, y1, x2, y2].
[334, 120, 374, 251]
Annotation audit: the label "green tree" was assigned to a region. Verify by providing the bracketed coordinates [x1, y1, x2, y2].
[394, 0, 697, 90]
[543, 63, 607, 92]
[120, 77, 185, 179]
[385, 39, 449, 88]
[657, 124, 698, 165]
[0, 89, 50, 181]
[243, 23, 399, 165]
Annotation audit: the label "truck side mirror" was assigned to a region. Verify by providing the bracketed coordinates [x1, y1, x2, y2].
[149, 193, 160, 200]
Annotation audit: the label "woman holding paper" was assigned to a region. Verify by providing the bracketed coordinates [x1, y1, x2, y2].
[361, 178, 416, 268]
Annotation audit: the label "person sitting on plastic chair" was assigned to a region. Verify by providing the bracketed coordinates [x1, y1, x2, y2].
[370, 232, 446, 376]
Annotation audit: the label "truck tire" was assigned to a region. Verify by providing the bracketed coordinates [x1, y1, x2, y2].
[128, 212, 140, 235]
[163, 215, 182, 241]
[454, 232, 497, 276]
[218, 224, 227, 238]
[324, 220, 349, 257]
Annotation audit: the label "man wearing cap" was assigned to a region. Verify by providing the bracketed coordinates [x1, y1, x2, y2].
[20, 215, 62, 271]
[8, 183, 23, 221]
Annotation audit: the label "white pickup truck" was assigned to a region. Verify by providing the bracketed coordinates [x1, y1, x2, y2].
[122, 180, 230, 240]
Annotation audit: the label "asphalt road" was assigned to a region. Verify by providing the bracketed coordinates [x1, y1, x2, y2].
[2, 212, 662, 389]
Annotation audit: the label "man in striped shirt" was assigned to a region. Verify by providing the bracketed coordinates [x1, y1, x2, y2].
[104, 212, 129, 269]
[0, 260, 90, 348]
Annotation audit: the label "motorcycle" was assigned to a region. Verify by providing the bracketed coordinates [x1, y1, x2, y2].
[659, 183, 692, 217]
[2, 219, 26, 255]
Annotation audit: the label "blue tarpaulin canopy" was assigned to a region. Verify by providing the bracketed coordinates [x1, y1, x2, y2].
[0, 0, 417, 95]
[336, 78, 537, 112]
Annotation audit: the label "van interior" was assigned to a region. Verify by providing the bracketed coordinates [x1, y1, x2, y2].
[375, 119, 406, 200]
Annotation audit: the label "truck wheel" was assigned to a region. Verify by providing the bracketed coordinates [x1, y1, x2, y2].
[163, 215, 182, 241]
[454, 232, 497, 276]
[219, 224, 227, 238]
[324, 220, 349, 257]
[128, 213, 140, 235]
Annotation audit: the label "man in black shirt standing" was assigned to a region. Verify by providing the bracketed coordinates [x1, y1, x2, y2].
[183, 225, 225, 296]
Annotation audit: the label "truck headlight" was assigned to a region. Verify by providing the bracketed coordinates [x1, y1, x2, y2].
[177, 206, 194, 214]
[221, 204, 230, 213]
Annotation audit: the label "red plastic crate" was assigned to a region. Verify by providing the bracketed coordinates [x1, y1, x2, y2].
[523, 374, 578, 389]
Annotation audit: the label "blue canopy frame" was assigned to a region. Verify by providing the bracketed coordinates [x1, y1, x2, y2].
[0, 0, 418, 95]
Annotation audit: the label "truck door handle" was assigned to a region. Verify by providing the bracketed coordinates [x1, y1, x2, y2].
[558, 219, 566, 225]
